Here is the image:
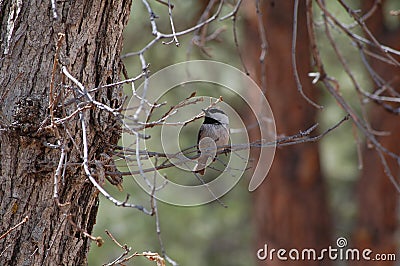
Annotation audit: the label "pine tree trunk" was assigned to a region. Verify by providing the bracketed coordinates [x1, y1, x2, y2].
[0, 0, 131, 265]
[244, 2, 332, 265]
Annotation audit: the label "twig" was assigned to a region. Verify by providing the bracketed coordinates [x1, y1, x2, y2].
[53, 105, 92, 125]
[312, 3, 400, 182]
[220, 0, 242, 21]
[138, 93, 203, 130]
[129, 252, 166, 266]
[105, 229, 125, 249]
[50, 0, 58, 19]
[336, 0, 400, 67]
[79, 112, 152, 214]
[231, 2, 249, 75]
[0, 244, 12, 257]
[0, 216, 29, 240]
[186, 0, 218, 58]
[193, 172, 228, 208]
[131, 53, 150, 121]
[390, 10, 400, 16]
[104, 229, 167, 265]
[135, 159, 178, 265]
[292, 0, 323, 109]
[62, 66, 124, 117]
[114, 116, 350, 177]
[89, 71, 147, 93]
[344, 0, 380, 29]
[123, 0, 224, 58]
[53, 140, 70, 206]
[103, 230, 132, 265]
[277, 115, 349, 146]
[358, 43, 386, 86]
[162, 0, 180, 46]
[316, 0, 400, 59]
[255, 0, 268, 92]
[142, 0, 159, 36]
[321, 78, 400, 192]
[66, 215, 103, 247]
[320, 3, 373, 137]
[154, 0, 174, 9]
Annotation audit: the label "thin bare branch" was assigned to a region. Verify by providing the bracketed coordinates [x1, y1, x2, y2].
[255, 0, 268, 92]
[162, 0, 180, 46]
[0, 216, 29, 240]
[292, 0, 323, 109]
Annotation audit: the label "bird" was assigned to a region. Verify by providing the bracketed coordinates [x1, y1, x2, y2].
[193, 107, 230, 175]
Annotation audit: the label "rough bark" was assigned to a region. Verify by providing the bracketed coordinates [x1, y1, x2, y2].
[352, 1, 400, 265]
[244, 1, 332, 265]
[0, 0, 131, 265]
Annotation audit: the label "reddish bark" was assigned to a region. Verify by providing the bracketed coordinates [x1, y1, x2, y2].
[244, 1, 332, 265]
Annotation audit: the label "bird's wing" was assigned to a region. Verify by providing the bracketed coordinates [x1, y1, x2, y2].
[197, 126, 204, 154]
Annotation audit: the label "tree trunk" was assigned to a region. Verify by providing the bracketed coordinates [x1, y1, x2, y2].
[352, 1, 399, 265]
[0, 0, 131, 265]
[244, 2, 332, 265]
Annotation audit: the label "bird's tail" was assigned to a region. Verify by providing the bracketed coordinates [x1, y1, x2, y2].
[193, 156, 208, 175]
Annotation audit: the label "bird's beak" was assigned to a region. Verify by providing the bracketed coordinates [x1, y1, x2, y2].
[201, 109, 208, 115]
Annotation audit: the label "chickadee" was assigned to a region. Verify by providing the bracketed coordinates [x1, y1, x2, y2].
[193, 107, 230, 175]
